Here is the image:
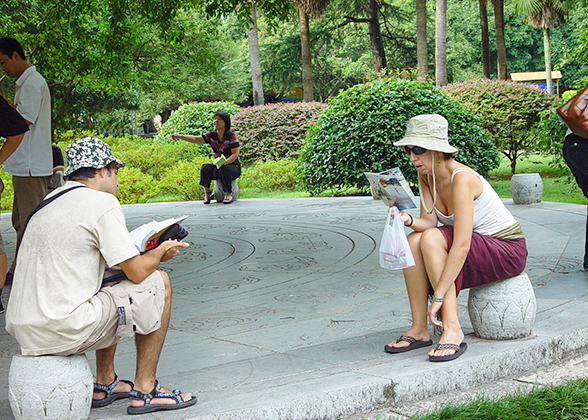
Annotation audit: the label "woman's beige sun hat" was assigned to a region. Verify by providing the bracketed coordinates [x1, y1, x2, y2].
[393, 114, 458, 155]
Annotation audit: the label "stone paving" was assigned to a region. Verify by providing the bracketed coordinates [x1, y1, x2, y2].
[0, 196, 587, 420]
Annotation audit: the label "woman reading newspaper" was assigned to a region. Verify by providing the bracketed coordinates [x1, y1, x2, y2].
[384, 114, 527, 362]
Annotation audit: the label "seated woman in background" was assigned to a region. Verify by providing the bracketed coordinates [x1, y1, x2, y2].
[171, 111, 240, 204]
[384, 114, 527, 362]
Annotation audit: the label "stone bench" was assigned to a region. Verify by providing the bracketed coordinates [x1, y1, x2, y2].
[510, 173, 543, 205]
[213, 179, 239, 203]
[467, 272, 536, 340]
[9, 354, 93, 420]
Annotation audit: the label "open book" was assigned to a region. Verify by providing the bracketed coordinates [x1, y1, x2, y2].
[364, 168, 418, 210]
[129, 215, 188, 252]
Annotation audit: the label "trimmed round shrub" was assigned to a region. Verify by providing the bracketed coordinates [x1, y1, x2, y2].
[299, 78, 499, 195]
[442, 79, 557, 174]
[232, 102, 327, 165]
[155, 101, 241, 144]
[239, 160, 299, 192]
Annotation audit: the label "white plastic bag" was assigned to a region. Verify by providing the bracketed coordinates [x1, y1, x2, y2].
[379, 207, 415, 270]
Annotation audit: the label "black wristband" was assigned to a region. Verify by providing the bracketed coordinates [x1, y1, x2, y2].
[406, 214, 414, 227]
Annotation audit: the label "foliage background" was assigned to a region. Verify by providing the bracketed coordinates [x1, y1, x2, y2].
[299, 78, 499, 195]
[442, 79, 557, 174]
[233, 102, 327, 164]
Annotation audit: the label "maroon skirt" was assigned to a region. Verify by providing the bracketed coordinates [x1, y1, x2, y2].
[437, 225, 527, 296]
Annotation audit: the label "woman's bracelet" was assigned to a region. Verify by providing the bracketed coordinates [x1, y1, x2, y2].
[405, 214, 414, 227]
[431, 295, 444, 303]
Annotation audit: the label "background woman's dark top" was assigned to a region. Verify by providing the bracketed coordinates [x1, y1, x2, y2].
[202, 130, 240, 167]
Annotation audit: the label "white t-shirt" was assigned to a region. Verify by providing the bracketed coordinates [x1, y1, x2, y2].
[4, 66, 53, 177]
[5, 182, 139, 355]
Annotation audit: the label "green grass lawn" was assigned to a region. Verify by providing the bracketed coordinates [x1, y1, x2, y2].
[411, 377, 588, 420]
[487, 154, 587, 205]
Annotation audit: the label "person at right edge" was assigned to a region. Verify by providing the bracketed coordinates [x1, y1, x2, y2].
[562, 129, 588, 271]
[384, 114, 528, 362]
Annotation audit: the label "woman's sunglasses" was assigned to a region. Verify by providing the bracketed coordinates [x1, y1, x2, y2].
[403, 146, 427, 156]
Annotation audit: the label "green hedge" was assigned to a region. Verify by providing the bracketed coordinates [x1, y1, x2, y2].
[155, 101, 241, 145]
[442, 79, 557, 174]
[239, 160, 299, 192]
[299, 78, 499, 195]
[233, 102, 327, 165]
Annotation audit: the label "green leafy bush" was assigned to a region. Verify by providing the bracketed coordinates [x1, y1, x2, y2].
[442, 79, 557, 174]
[239, 160, 299, 192]
[232, 102, 327, 165]
[0, 170, 13, 211]
[117, 166, 157, 204]
[158, 157, 210, 201]
[155, 101, 241, 144]
[107, 136, 202, 180]
[54, 129, 97, 145]
[299, 78, 498, 195]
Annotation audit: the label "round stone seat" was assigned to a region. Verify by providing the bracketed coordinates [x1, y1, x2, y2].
[213, 179, 239, 203]
[9, 354, 93, 420]
[467, 272, 536, 340]
[510, 173, 543, 205]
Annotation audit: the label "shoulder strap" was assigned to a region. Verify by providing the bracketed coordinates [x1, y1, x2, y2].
[23, 185, 87, 236]
[450, 168, 479, 183]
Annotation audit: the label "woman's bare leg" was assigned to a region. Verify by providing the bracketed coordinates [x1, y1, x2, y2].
[387, 232, 431, 349]
[419, 228, 464, 357]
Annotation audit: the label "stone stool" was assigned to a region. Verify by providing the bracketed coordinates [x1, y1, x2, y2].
[9, 354, 93, 420]
[467, 272, 536, 340]
[510, 173, 543, 205]
[213, 179, 239, 203]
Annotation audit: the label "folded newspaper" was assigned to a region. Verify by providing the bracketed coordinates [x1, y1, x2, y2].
[129, 215, 188, 252]
[364, 168, 418, 210]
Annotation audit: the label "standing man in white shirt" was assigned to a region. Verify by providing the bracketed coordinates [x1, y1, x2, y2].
[0, 37, 53, 281]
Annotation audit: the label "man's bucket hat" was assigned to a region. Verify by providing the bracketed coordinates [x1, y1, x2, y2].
[65, 137, 125, 176]
[393, 114, 458, 155]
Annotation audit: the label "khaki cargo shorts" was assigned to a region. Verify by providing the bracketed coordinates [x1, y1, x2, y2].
[71, 271, 166, 354]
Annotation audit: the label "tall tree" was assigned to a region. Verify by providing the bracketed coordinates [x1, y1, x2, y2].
[248, 5, 265, 105]
[202, 0, 294, 103]
[294, 0, 330, 101]
[337, 0, 387, 74]
[416, 0, 428, 81]
[363, 0, 387, 73]
[513, 0, 574, 95]
[479, 0, 491, 78]
[493, 0, 508, 80]
[435, 0, 447, 86]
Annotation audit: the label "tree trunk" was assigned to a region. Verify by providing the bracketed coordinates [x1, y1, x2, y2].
[416, 0, 428, 82]
[248, 5, 264, 105]
[299, 7, 314, 102]
[363, 0, 386, 74]
[479, 0, 491, 78]
[543, 27, 553, 95]
[435, 0, 447, 87]
[493, 0, 507, 80]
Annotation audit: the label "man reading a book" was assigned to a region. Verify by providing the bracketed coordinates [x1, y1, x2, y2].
[6, 137, 197, 415]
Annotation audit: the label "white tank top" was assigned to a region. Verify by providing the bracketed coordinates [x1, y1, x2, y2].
[434, 168, 524, 239]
